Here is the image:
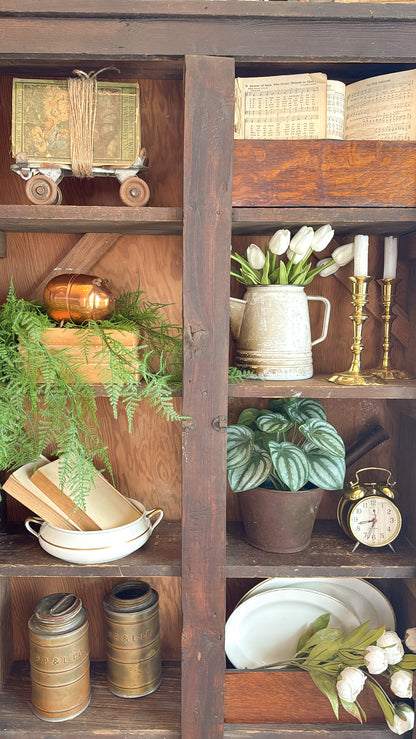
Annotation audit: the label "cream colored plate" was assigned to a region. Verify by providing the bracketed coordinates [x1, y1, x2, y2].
[225, 587, 360, 670]
[237, 577, 395, 631]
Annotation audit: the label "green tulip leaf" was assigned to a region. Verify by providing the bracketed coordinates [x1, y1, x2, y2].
[300, 418, 345, 458]
[308, 450, 346, 490]
[398, 654, 416, 669]
[367, 681, 395, 725]
[304, 638, 344, 665]
[226, 425, 254, 469]
[227, 443, 272, 492]
[268, 440, 309, 492]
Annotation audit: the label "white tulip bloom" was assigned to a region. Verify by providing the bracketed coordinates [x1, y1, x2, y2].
[336, 667, 366, 703]
[316, 257, 339, 277]
[390, 670, 413, 699]
[286, 247, 304, 265]
[289, 226, 314, 254]
[311, 224, 335, 253]
[377, 631, 404, 665]
[388, 703, 415, 735]
[268, 229, 291, 255]
[404, 627, 416, 653]
[246, 244, 265, 270]
[332, 242, 354, 266]
[364, 645, 389, 674]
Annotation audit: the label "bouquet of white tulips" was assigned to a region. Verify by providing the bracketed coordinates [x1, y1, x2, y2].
[260, 614, 416, 734]
[231, 224, 354, 287]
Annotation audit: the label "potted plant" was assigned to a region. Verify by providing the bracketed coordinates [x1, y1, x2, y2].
[227, 397, 346, 553]
[0, 280, 183, 510]
[229, 225, 355, 380]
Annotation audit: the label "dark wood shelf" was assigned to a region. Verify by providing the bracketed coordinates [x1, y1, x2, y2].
[228, 377, 416, 400]
[0, 521, 181, 577]
[223, 725, 395, 738]
[0, 660, 181, 737]
[232, 207, 416, 237]
[226, 520, 416, 578]
[0, 206, 182, 235]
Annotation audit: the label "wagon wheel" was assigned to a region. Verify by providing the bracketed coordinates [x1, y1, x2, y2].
[119, 177, 150, 207]
[25, 175, 59, 205]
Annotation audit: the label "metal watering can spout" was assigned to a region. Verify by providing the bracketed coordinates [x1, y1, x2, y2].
[229, 297, 246, 342]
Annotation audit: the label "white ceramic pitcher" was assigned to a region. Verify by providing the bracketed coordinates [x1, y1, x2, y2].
[230, 284, 331, 380]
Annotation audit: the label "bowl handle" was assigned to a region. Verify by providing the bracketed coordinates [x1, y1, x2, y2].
[25, 516, 43, 538]
[146, 508, 164, 531]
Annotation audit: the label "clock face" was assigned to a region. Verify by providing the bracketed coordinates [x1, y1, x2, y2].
[349, 495, 402, 547]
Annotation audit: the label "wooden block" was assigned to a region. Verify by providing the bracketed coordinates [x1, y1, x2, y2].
[20, 327, 140, 384]
[224, 669, 388, 724]
[233, 140, 416, 207]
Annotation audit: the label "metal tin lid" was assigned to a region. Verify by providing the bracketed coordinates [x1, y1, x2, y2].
[34, 593, 83, 625]
[104, 580, 158, 612]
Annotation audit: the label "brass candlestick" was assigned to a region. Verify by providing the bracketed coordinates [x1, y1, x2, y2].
[329, 276, 384, 386]
[370, 278, 413, 380]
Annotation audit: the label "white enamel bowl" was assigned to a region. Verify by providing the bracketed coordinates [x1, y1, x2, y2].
[25, 499, 163, 564]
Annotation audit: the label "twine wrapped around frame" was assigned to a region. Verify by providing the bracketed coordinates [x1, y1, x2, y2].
[68, 67, 118, 178]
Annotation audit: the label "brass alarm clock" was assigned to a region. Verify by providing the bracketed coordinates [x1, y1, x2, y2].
[337, 467, 402, 552]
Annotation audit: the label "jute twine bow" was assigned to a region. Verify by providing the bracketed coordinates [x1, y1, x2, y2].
[68, 67, 118, 178]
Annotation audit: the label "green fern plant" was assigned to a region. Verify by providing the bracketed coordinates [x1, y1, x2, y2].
[0, 281, 183, 509]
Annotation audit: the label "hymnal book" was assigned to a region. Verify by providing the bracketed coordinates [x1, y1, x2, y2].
[30, 458, 140, 530]
[234, 69, 416, 141]
[12, 77, 141, 167]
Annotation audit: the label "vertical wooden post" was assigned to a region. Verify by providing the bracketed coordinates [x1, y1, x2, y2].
[182, 55, 234, 739]
[0, 578, 13, 688]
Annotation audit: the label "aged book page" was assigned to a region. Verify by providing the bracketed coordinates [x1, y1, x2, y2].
[326, 79, 346, 140]
[234, 72, 327, 140]
[12, 78, 140, 167]
[344, 68, 416, 141]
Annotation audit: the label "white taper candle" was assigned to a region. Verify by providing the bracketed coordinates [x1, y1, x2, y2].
[353, 234, 369, 277]
[383, 236, 398, 280]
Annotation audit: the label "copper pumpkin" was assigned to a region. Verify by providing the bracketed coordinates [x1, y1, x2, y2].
[43, 273, 115, 324]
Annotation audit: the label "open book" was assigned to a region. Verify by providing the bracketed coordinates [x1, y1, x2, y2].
[234, 69, 416, 141]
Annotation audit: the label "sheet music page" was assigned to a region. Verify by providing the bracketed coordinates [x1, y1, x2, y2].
[234, 73, 327, 140]
[344, 68, 416, 140]
[326, 79, 346, 139]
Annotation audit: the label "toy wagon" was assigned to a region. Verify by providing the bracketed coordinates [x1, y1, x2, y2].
[10, 148, 150, 206]
[11, 76, 150, 206]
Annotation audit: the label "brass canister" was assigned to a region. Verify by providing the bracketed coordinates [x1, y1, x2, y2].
[28, 593, 90, 721]
[103, 580, 161, 698]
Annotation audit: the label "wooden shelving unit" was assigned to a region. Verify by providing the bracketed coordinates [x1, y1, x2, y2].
[0, 3, 416, 738]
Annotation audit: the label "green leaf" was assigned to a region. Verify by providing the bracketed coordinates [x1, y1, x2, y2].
[260, 250, 271, 284]
[397, 654, 416, 669]
[340, 699, 364, 723]
[308, 669, 339, 719]
[308, 449, 346, 490]
[227, 443, 272, 492]
[304, 638, 344, 665]
[367, 681, 395, 726]
[268, 440, 309, 492]
[256, 411, 295, 435]
[226, 425, 254, 469]
[278, 260, 288, 284]
[343, 624, 385, 650]
[237, 408, 263, 427]
[299, 627, 344, 654]
[299, 418, 345, 458]
[296, 613, 331, 652]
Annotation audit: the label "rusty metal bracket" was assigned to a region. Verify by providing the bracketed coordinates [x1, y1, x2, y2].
[182, 418, 196, 433]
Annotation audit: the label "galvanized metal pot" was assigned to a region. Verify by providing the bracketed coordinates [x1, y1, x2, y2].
[28, 592, 90, 721]
[238, 486, 324, 553]
[103, 580, 161, 698]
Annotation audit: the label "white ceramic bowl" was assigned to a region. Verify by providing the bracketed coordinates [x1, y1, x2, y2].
[25, 499, 163, 564]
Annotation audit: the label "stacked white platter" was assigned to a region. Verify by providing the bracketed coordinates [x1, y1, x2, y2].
[225, 578, 395, 670]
